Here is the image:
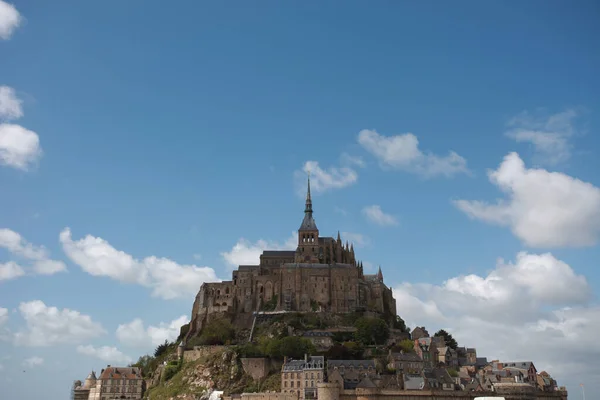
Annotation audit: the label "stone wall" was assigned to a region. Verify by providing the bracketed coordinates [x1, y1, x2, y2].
[241, 358, 270, 381]
[329, 388, 567, 400]
[183, 345, 226, 362]
[241, 357, 284, 381]
[240, 393, 298, 400]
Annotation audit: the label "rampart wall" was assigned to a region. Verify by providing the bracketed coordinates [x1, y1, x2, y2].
[183, 345, 226, 362]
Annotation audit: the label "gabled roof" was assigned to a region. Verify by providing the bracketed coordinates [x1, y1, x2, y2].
[328, 360, 376, 369]
[99, 366, 142, 380]
[391, 352, 422, 362]
[403, 374, 425, 390]
[356, 376, 377, 388]
[282, 356, 325, 371]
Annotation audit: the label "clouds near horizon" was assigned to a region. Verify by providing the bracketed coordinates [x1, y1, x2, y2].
[454, 152, 600, 248]
[59, 228, 219, 300]
[392, 251, 598, 393]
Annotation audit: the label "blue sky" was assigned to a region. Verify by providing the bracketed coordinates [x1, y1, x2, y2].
[1, 0, 599, 398]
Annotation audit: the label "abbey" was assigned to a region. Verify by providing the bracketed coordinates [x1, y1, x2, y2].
[189, 177, 396, 334]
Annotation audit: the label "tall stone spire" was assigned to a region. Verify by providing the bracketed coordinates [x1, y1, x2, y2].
[377, 266, 383, 282]
[305, 172, 313, 214]
[299, 173, 318, 232]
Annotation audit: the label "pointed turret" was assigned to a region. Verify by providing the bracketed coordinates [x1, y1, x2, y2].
[297, 173, 320, 262]
[337, 231, 341, 243]
[298, 174, 318, 232]
[377, 266, 383, 282]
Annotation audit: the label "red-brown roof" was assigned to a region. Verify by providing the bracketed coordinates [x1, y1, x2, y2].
[99, 366, 142, 380]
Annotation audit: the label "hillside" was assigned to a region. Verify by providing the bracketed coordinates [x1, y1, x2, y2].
[136, 311, 408, 400]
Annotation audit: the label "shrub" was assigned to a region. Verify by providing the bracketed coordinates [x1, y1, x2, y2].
[198, 316, 235, 345]
[354, 317, 390, 346]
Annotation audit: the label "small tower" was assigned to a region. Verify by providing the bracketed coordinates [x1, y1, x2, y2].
[83, 371, 97, 389]
[177, 341, 185, 359]
[377, 266, 384, 282]
[297, 174, 320, 263]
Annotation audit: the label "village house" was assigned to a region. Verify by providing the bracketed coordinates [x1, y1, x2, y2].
[281, 355, 325, 400]
[327, 360, 377, 389]
[387, 351, 424, 374]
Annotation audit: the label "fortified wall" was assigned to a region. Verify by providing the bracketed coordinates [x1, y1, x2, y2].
[240, 358, 284, 381]
[182, 345, 227, 362]
[328, 386, 567, 400]
[326, 386, 567, 400]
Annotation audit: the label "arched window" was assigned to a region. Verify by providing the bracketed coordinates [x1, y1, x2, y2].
[225, 287, 229, 294]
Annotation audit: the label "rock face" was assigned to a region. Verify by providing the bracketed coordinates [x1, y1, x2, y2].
[147, 347, 266, 400]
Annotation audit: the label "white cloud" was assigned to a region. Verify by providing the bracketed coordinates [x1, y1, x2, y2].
[0, 0, 21, 40]
[333, 206, 347, 216]
[340, 152, 366, 168]
[77, 345, 132, 365]
[505, 109, 578, 165]
[14, 300, 105, 347]
[0, 86, 23, 120]
[0, 261, 25, 281]
[296, 160, 358, 194]
[221, 231, 297, 269]
[454, 152, 600, 248]
[340, 232, 370, 247]
[0, 307, 7, 325]
[392, 252, 598, 395]
[59, 228, 220, 300]
[362, 205, 398, 226]
[22, 356, 43, 368]
[116, 315, 189, 348]
[0, 123, 42, 170]
[0, 228, 66, 276]
[358, 129, 469, 177]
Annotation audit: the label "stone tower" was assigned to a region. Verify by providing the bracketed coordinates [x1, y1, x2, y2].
[296, 174, 321, 263]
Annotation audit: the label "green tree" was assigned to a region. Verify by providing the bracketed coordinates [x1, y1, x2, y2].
[434, 329, 458, 350]
[398, 339, 415, 353]
[154, 340, 170, 358]
[261, 336, 315, 359]
[129, 355, 154, 377]
[199, 316, 235, 345]
[354, 317, 390, 346]
[392, 315, 408, 332]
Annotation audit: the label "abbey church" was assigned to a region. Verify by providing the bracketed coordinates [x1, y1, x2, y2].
[190, 177, 397, 334]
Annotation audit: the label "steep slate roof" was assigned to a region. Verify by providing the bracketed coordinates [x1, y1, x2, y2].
[475, 357, 488, 367]
[356, 376, 377, 389]
[262, 250, 296, 257]
[391, 352, 422, 362]
[503, 361, 534, 370]
[328, 360, 376, 369]
[403, 374, 425, 390]
[303, 331, 333, 337]
[282, 356, 325, 371]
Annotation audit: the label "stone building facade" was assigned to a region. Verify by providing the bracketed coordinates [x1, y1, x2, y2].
[189, 177, 397, 335]
[282, 355, 325, 399]
[94, 365, 145, 400]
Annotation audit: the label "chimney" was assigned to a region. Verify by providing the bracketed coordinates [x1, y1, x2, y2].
[284, 356, 288, 364]
[304, 353, 308, 363]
